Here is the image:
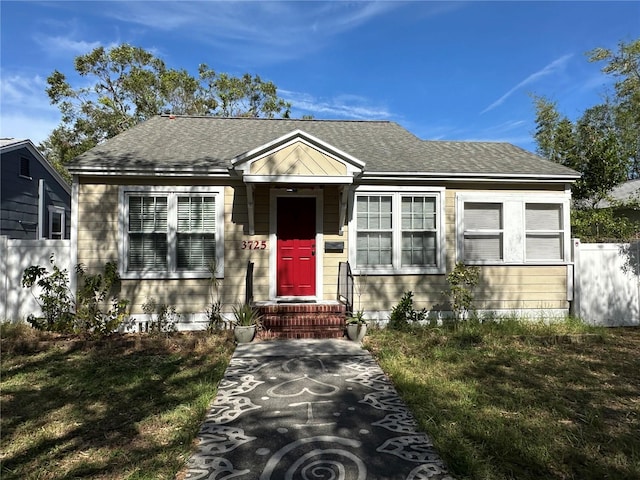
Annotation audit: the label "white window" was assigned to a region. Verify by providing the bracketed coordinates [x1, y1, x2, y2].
[462, 203, 503, 261]
[120, 187, 224, 279]
[351, 188, 444, 274]
[356, 195, 393, 267]
[525, 203, 564, 261]
[457, 193, 569, 264]
[401, 196, 438, 266]
[48, 205, 65, 239]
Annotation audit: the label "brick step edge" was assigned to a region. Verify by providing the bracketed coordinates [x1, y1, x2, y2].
[257, 305, 346, 314]
[263, 319, 345, 327]
[268, 331, 346, 339]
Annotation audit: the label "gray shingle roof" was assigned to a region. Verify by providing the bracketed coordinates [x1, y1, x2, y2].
[596, 179, 640, 207]
[68, 115, 579, 179]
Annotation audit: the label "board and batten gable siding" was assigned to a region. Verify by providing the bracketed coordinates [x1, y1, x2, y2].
[249, 142, 348, 176]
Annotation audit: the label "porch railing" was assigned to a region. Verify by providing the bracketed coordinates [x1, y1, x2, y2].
[246, 261, 254, 304]
[337, 261, 354, 315]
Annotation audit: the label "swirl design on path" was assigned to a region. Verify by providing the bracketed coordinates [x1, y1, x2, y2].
[260, 436, 366, 480]
[185, 455, 249, 480]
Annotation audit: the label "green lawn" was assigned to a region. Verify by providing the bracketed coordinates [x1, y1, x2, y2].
[1, 326, 234, 480]
[2, 321, 639, 480]
[365, 320, 640, 480]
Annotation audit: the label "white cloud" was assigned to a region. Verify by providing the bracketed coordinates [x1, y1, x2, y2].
[0, 74, 60, 144]
[34, 35, 102, 57]
[481, 54, 574, 114]
[105, 2, 402, 64]
[282, 90, 392, 120]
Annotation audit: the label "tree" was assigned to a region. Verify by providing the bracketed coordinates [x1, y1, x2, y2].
[534, 39, 639, 200]
[533, 38, 640, 240]
[589, 40, 640, 178]
[41, 44, 292, 170]
[199, 65, 291, 118]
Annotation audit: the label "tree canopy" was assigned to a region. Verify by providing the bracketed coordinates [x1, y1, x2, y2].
[533, 38, 640, 241]
[42, 44, 292, 170]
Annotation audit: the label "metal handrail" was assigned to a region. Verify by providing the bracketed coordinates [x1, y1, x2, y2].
[337, 261, 354, 315]
[246, 261, 254, 304]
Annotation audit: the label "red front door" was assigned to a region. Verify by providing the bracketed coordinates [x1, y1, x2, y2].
[277, 197, 316, 297]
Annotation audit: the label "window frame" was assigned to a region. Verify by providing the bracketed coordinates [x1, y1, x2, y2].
[461, 202, 504, 262]
[48, 205, 66, 240]
[349, 186, 445, 275]
[19, 157, 31, 179]
[524, 203, 565, 262]
[119, 186, 224, 279]
[456, 192, 570, 265]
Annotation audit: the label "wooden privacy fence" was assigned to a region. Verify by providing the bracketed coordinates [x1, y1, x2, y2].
[0, 235, 71, 321]
[572, 239, 640, 326]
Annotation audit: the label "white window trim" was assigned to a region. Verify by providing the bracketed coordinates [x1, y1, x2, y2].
[456, 192, 571, 265]
[48, 205, 65, 239]
[118, 186, 225, 279]
[349, 186, 445, 275]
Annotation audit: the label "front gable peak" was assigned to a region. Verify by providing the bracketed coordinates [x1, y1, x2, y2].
[231, 129, 364, 184]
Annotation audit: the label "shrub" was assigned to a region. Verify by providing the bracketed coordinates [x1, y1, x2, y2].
[21, 255, 129, 336]
[142, 298, 180, 333]
[445, 262, 481, 323]
[75, 262, 129, 335]
[22, 254, 75, 332]
[388, 291, 427, 331]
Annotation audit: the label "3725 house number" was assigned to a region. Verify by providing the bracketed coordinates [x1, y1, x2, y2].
[241, 240, 267, 250]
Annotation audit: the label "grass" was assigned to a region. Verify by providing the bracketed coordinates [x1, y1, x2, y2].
[2, 319, 639, 480]
[365, 318, 640, 480]
[0, 323, 234, 480]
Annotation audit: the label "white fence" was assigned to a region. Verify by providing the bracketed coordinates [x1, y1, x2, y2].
[0, 236, 71, 321]
[573, 240, 640, 326]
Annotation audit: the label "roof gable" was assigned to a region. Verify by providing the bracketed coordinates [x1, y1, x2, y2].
[1, 138, 71, 194]
[232, 129, 363, 183]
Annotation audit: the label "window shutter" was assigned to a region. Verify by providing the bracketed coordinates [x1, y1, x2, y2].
[464, 235, 503, 261]
[463, 203, 503, 261]
[526, 235, 562, 260]
[526, 204, 563, 260]
[465, 203, 502, 229]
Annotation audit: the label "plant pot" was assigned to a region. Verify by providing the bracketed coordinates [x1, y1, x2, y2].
[234, 325, 256, 343]
[346, 323, 367, 342]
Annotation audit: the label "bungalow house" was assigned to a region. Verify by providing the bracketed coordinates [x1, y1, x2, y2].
[67, 115, 580, 335]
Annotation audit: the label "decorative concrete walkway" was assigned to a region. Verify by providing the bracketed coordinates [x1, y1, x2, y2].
[183, 339, 454, 480]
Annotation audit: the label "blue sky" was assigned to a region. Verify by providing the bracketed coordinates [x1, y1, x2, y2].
[1, 1, 638, 153]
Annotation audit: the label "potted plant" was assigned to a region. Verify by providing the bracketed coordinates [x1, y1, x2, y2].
[346, 310, 367, 342]
[232, 303, 262, 343]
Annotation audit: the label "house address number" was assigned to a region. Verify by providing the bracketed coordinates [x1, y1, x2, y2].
[242, 240, 267, 250]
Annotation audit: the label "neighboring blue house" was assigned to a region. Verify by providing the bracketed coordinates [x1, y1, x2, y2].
[0, 139, 71, 239]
